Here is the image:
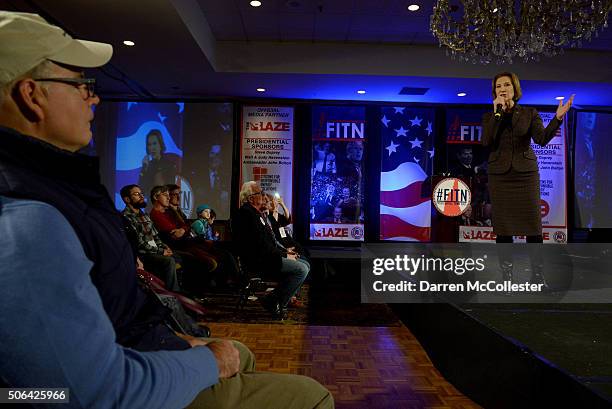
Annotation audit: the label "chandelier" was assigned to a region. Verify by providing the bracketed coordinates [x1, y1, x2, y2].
[430, 0, 612, 64]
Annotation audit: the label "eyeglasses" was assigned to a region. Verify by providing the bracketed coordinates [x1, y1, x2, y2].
[33, 77, 96, 100]
[249, 190, 265, 197]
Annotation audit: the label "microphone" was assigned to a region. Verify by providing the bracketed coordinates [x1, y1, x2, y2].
[494, 104, 503, 120]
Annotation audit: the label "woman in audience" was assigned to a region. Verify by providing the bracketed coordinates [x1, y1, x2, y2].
[265, 194, 309, 263]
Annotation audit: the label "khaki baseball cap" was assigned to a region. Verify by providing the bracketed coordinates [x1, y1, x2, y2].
[0, 11, 113, 84]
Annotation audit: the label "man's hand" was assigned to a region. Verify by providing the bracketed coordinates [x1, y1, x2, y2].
[207, 340, 240, 378]
[136, 257, 144, 270]
[176, 332, 209, 347]
[171, 228, 185, 238]
[286, 253, 298, 260]
[163, 247, 173, 256]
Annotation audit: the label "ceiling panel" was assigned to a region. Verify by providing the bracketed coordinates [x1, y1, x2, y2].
[353, 0, 394, 15]
[206, 12, 246, 40]
[317, 0, 358, 14]
[242, 11, 279, 39]
[349, 14, 391, 31]
[314, 14, 351, 40]
[198, 0, 239, 14]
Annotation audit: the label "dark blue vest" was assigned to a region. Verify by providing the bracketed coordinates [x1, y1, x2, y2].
[0, 126, 188, 351]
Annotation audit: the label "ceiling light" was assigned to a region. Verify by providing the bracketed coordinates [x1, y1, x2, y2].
[457, 92, 467, 97]
[357, 90, 366, 94]
[123, 40, 135, 46]
[407, 4, 420, 11]
[256, 88, 266, 92]
[555, 96, 565, 100]
[492, 7, 498, 13]
[250, 0, 262, 7]
[431, 0, 610, 64]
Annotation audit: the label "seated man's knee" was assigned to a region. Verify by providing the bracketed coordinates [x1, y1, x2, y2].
[290, 375, 334, 408]
[232, 340, 255, 372]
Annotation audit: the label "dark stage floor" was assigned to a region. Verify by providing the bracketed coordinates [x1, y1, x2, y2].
[464, 303, 612, 400]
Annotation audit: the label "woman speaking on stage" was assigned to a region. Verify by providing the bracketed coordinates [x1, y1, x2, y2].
[482, 72, 574, 245]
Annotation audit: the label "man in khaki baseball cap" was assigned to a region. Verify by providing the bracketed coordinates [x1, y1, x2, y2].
[0, 11, 112, 84]
[0, 11, 112, 151]
[0, 11, 334, 409]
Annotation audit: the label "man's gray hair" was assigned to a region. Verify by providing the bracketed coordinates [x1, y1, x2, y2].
[239, 181, 258, 206]
[0, 60, 53, 106]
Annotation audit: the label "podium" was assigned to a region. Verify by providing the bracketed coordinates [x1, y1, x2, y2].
[430, 175, 473, 243]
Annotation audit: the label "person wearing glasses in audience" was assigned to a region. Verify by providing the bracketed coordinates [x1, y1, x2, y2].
[120, 183, 180, 292]
[234, 182, 310, 318]
[0, 12, 333, 409]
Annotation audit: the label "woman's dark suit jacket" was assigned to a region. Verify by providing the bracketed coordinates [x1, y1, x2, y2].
[482, 104, 561, 174]
[481, 104, 562, 236]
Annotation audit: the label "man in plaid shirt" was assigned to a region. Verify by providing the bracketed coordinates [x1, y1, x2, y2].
[120, 184, 180, 291]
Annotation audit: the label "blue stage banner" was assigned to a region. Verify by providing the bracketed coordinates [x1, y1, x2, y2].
[310, 106, 365, 241]
[379, 106, 435, 242]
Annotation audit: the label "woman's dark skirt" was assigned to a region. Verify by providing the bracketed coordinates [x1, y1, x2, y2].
[488, 167, 542, 236]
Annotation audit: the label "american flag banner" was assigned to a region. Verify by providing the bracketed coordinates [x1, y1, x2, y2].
[379, 106, 435, 241]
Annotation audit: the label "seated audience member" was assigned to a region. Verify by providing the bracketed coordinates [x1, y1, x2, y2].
[0, 11, 333, 409]
[234, 182, 310, 317]
[166, 183, 189, 220]
[192, 204, 217, 241]
[208, 208, 221, 240]
[149, 185, 218, 273]
[192, 204, 241, 285]
[121, 183, 180, 291]
[266, 193, 308, 258]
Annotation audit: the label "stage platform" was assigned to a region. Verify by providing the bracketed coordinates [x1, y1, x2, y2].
[305, 249, 612, 408]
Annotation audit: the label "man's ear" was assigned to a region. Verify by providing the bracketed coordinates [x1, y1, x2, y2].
[13, 79, 45, 122]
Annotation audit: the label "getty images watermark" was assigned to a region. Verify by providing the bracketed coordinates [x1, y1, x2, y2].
[361, 243, 612, 304]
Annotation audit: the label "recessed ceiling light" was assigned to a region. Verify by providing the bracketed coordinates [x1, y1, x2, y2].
[457, 92, 467, 97]
[407, 4, 420, 12]
[123, 40, 135, 46]
[357, 90, 366, 94]
[250, 0, 262, 7]
[256, 88, 266, 92]
[555, 96, 565, 100]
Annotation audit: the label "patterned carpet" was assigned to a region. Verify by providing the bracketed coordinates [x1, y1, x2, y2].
[199, 282, 401, 326]
[198, 258, 401, 326]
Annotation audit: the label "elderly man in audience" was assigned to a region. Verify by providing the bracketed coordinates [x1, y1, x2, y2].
[120, 183, 180, 291]
[0, 11, 333, 409]
[234, 181, 310, 317]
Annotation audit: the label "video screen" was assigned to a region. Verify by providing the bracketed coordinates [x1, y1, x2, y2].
[574, 111, 612, 228]
[110, 102, 233, 219]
